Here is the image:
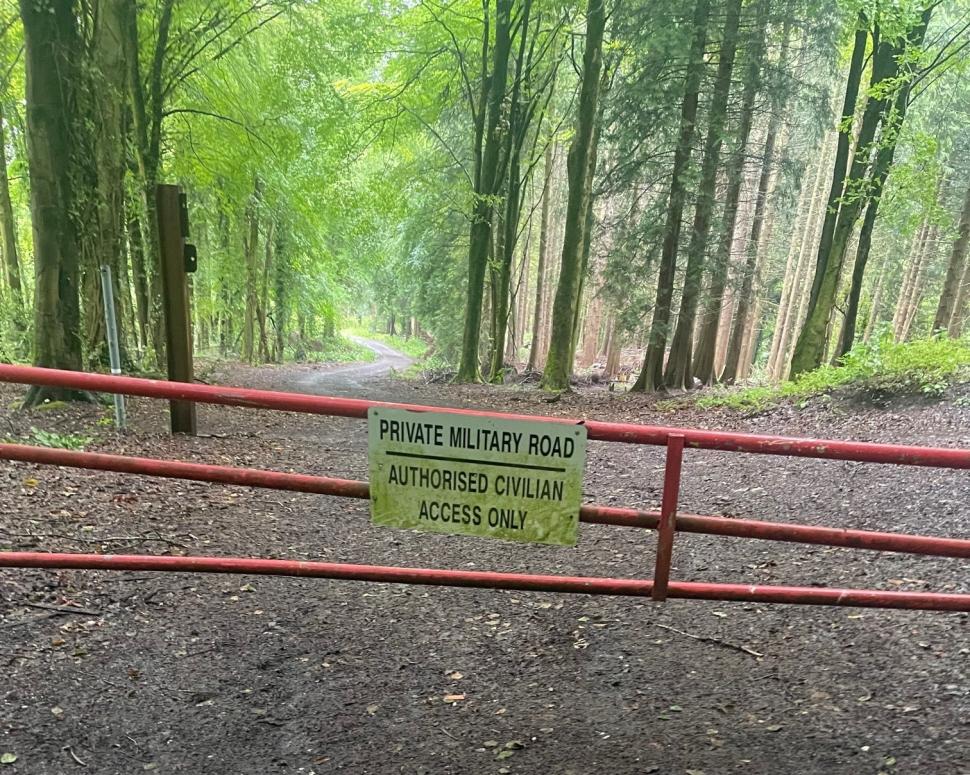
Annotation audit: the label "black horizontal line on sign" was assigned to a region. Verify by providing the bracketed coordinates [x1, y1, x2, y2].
[385, 450, 566, 473]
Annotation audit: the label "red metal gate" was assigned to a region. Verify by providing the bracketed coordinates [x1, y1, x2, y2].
[0, 363, 967, 611]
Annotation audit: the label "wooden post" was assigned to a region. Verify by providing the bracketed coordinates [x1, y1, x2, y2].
[156, 184, 196, 434]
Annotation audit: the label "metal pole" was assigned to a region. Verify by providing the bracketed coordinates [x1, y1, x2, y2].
[156, 184, 196, 435]
[99, 265, 126, 429]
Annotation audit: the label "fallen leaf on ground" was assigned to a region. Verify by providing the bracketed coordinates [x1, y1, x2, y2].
[1, 753, 17, 765]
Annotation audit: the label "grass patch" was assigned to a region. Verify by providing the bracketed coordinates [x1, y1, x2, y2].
[303, 335, 377, 364]
[371, 332, 429, 360]
[697, 336, 970, 411]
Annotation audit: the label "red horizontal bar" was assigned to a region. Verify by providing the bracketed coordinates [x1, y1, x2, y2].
[579, 504, 970, 558]
[0, 552, 966, 611]
[0, 443, 369, 499]
[0, 364, 967, 468]
[3, 443, 969, 559]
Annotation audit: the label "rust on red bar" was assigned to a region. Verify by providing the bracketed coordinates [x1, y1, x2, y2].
[652, 434, 685, 601]
[0, 364, 966, 468]
[2, 443, 968, 559]
[0, 552, 967, 611]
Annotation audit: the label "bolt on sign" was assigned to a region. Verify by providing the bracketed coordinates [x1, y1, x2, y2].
[368, 408, 587, 546]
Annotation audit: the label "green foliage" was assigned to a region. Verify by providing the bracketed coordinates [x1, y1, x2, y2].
[698, 335, 970, 411]
[366, 332, 429, 360]
[26, 427, 92, 450]
[300, 336, 376, 365]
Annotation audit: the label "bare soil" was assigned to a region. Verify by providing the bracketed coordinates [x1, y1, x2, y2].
[1, 357, 968, 775]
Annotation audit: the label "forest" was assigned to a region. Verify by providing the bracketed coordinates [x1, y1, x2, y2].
[2, 0, 970, 397]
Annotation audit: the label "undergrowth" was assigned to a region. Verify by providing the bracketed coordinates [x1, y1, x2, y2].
[345, 325, 430, 361]
[302, 335, 377, 364]
[697, 336, 970, 411]
[25, 427, 92, 450]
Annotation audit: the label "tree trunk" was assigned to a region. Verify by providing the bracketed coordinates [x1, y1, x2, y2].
[837, 28, 929, 357]
[509, 210, 533, 364]
[948, 250, 970, 338]
[127, 200, 150, 354]
[20, 0, 90, 405]
[792, 11, 930, 375]
[242, 179, 261, 363]
[901, 223, 937, 341]
[604, 314, 620, 379]
[722, 121, 779, 382]
[790, 30, 877, 374]
[739, 185, 779, 380]
[768, 142, 827, 378]
[0, 102, 25, 347]
[632, 0, 711, 392]
[569, 183, 598, 360]
[933, 180, 970, 333]
[527, 143, 555, 372]
[273, 225, 289, 361]
[664, 0, 743, 389]
[257, 219, 274, 362]
[123, 0, 174, 371]
[835, 162, 885, 356]
[87, 0, 130, 368]
[541, 0, 606, 390]
[780, 199, 827, 380]
[863, 257, 886, 343]
[692, 0, 767, 385]
[893, 221, 928, 340]
[489, 0, 535, 383]
[457, 0, 514, 382]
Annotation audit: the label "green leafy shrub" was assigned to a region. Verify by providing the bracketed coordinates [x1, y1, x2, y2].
[28, 427, 92, 450]
[301, 336, 377, 364]
[698, 335, 970, 411]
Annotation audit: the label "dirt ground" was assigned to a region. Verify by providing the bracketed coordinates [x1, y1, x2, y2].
[0, 351, 968, 775]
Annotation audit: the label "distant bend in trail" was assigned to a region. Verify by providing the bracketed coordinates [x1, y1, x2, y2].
[300, 337, 413, 396]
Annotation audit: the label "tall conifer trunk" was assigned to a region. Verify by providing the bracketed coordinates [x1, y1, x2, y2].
[692, 0, 767, 385]
[632, 0, 711, 392]
[664, 0, 742, 389]
[933, 181, 970, 333]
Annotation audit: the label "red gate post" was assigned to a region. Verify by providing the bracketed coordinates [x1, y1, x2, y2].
[652, 434, 685, 601]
